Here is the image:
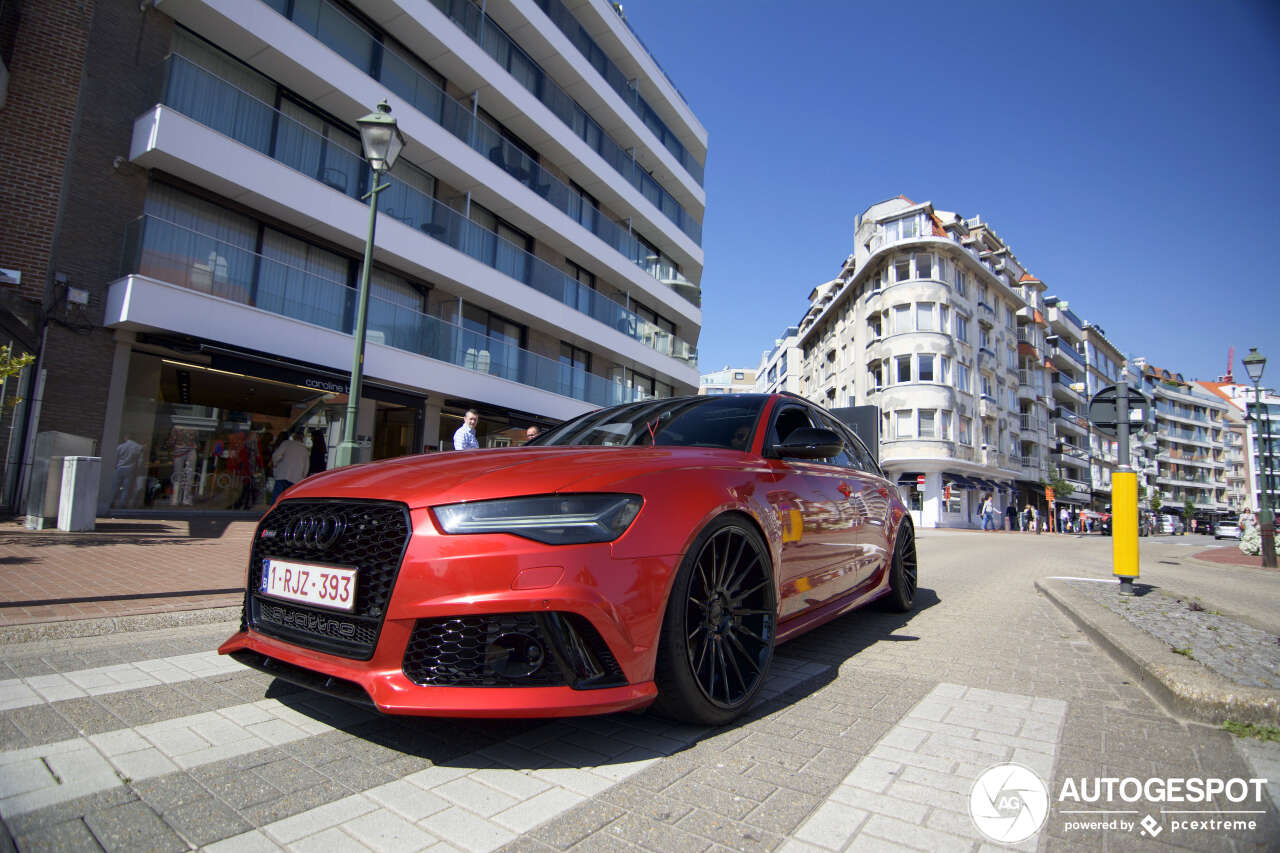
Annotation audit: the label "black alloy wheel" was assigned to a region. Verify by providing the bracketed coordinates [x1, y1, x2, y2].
[652, 517, 775, 725]
[881, 522, 918, 612]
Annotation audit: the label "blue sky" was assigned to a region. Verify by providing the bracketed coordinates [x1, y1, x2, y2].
[623, 0, 1280, 386]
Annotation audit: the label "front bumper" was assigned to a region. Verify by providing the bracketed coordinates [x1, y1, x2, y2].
[220, 504, 679, 717]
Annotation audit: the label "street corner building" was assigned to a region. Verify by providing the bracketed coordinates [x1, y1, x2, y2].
[0, 0, 706, 518]
[790, 196, 1159, 530]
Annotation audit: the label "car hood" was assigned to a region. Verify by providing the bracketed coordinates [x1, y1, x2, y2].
[283, 446, 756, 508]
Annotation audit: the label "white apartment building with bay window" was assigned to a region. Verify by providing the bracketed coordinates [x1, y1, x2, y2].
[7, 0, 706, 516]
[795, 197, 1057, 529]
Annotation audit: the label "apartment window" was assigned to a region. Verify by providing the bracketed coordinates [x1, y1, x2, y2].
[1007, 347, 1018, 370]
[917, 302, 936, 332]
[885, 216, 918, 241]
[915, 253, 933, 280]
[956, 269, 967, 297]
[896, 355, 912, 384]
[869, 361, 883, 390]
[959, 416, 972, 445]
[559, 342, 590, 398]
[981, 374, 994, 398]
[893, 256, 911, 283]
[956, 362, 970, 393]
[939, 304, 950, 334]
[983, 423, 993, 446]
[939, 356, 951, 384]
[895, 409, 913, 438]
[868, 317, 882, 338]
[893, 304, 912, 333]
[980, 326, 991, 349]
[940, 410, 953, 441]
[955, 315, 968, 342]
[919, 409, 937, 438]
[919, 354, 935, 383]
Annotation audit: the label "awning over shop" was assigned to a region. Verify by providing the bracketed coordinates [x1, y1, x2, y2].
[944, 473, 977, 489]
[896, 472, 923, 486]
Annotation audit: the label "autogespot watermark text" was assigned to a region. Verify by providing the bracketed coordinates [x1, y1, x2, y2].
[970, 764, 1269, 843]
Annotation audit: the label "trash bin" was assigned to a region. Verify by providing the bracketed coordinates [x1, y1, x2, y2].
[57, 456, 101, 532]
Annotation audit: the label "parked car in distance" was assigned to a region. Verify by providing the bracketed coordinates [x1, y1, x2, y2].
[1214, 517, 1242, 540]
[1158, 515, 1184, 535]
[220, 393, 916, 725]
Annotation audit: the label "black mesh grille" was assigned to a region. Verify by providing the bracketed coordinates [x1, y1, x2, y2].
[246, 499, 410, 660]
[402, 612, 625, 689]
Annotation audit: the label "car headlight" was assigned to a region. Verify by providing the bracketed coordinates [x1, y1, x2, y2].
[432, 494, 643, 545]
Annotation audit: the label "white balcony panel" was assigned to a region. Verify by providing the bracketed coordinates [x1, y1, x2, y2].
[154, 0, 701, 272]
[152, 0, 705, 303]
[129, 106, 697, 387]
[482, 0, 705, 204]
[563, 0, 707, 153]
[105, 276, 594, 421]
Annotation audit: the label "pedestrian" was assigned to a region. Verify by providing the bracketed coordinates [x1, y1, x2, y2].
[1006, 502, 1019, 532]
[1032, 503, 1041, 534]
[980, 492, 995, 531]
[453, 409, 480, 450]
[112, 433, 144, 508]
[1190, 518, 1198, 535]
[270, 430, 309, 502]
[1059, 506, 1069, 535]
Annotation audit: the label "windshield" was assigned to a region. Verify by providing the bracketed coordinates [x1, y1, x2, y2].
[535, 396, 767, 449]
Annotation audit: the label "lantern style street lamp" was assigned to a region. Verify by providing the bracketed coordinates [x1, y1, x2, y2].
[1242, 347, 1276, 568]
[334, 101, 406, 468]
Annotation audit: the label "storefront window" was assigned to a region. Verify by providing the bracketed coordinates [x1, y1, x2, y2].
[113, 352, 346, 511]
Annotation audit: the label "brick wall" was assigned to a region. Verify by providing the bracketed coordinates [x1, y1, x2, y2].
[23, 2, 174, 442]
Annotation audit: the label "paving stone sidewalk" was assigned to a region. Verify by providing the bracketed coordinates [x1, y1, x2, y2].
[1069, 580, 1280, 689]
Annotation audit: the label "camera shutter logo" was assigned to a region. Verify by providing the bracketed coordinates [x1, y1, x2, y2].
[969, 762, 1050, 844]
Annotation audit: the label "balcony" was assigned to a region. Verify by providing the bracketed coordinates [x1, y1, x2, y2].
[254, 0, 705, 250]
[979, 396, 997, 418]
[1054, 407, 1090, 435]
[530, 0, 704, 187]
[1051, 375, 1085, 405]
[114, 226, 654, 410]
[145, 57, 696, 364]
[977, 302, 996, 324]
[1047, 305, 1084, 341]
[1019, 413, 1046, 433]
[1046, 337, 1086, 369]
[1052, 444, 1091, 466]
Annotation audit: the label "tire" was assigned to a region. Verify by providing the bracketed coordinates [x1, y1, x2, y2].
[651, 516, 776, 726]
[880, 522, 918, 612]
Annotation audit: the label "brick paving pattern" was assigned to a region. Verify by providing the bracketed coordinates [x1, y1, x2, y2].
[0, 530, 1276, 851]
[0, 518, 253, 626]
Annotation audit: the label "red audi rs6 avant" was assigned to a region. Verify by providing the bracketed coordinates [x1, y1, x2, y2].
[220, 393, 917, 725]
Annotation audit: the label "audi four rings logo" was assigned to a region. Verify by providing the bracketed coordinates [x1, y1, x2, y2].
[279, 511, 347, 550]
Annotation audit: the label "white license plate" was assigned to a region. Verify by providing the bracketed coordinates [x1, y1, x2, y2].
[259, 559, 357, 612]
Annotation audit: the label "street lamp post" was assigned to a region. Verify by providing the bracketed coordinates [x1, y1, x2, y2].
[1242, 347, 1276, 568]
[333, 100, 405, 468]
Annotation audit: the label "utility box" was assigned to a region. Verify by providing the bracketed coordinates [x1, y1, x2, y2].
[25, 431, 97, 529]
[57, 456, 101, 532]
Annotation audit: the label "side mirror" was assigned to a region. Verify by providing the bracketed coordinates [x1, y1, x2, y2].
[773, 427, 842, 460]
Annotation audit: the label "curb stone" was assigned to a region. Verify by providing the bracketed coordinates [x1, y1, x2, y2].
[1036, 578, 1280, 726]
[0, 605, 242, 645]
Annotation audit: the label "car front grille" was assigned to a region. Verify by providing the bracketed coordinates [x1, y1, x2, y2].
[246, 499, 411, 660]
[402, 612, 626, 689]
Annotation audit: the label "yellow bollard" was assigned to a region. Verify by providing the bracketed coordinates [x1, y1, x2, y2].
[1112, 471, 1139, 592]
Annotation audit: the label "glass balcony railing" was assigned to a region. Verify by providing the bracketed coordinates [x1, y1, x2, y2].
[255, 0, 704, 285]
[157, 54, 696, 364]
[297, 0, 706, 244]
[120, 215, 650, 408]
[529, 0, 703, 186]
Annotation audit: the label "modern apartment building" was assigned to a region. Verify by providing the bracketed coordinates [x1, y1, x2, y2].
[0, 0, 705, 515]
[1133, 359, 1230, 520]
[699, 366, 756, 395]
[1199, 379, 1280, 516]
[793, 196, 1059, 528]
[753, 327, 801, 395]
[1043, 296, 1092, 508]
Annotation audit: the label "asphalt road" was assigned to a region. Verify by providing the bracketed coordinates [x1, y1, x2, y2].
[0, 532, 1276, 852]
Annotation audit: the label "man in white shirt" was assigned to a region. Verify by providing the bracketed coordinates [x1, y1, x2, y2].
[271, 430, 310, 501]
[112, 434, 144, 508]
[453, 409, 480, 450]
